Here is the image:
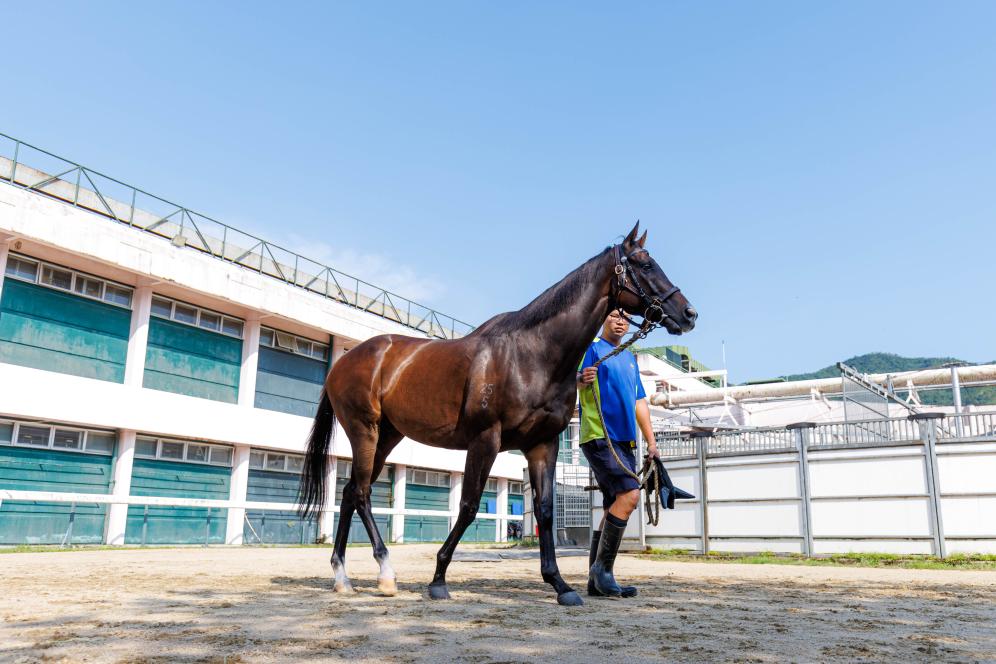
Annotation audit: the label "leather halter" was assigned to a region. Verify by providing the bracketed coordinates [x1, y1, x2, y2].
[610, 243, 681, 329]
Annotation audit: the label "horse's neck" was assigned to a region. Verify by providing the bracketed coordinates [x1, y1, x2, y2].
[522, 254, 614, 383]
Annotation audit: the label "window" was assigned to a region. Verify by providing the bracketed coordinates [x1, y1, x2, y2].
[52, 429, 83, 450]
[173, 303, 198, 325]
[187, 444, 210, 463]
[85, 432, 115, 454]
[41, 265, 73, 290]
[198, 311, 221, 331]
[249, 449, 304, 473]
[410, 468, 450, 487]
[134, 436, 233, 466]
[5, 256, 38, 281]
[73, 276, 103, 299]
[508, 481, 524, 495]
[149, 295, 244, 338]
[222, 318, 243, 337]
[485, 478, 499, 493]
[6, 253, 133, 309]
[160, 441, 185, 459]
[260, 326, 329, 361]
[210, 446, 233, 466]
[1, 421, 114, 455]
[136, 437, 158, 457]
[17, 425, 51, 447]
[103, 284, 133, 307]
[3, 421, 114, 455]
[151, 297, 173, 318]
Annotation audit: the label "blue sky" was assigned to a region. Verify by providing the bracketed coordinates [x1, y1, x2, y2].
[3, 2, 995, 382]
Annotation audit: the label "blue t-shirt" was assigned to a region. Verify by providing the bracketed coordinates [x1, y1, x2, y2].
[578, 337, 646, 443]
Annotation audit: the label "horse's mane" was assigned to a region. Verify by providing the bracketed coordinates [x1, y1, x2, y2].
[472, 247, 610, 337]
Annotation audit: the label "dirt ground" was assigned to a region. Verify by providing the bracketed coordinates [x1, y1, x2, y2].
[2, 544, 994, 664]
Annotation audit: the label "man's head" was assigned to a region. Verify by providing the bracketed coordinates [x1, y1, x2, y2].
[602, 309, 630, 346]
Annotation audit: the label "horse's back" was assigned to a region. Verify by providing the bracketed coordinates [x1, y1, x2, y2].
[327, 334, 479, 448]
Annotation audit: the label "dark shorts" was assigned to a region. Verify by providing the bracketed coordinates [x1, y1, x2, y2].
[580, 438, 641, 510]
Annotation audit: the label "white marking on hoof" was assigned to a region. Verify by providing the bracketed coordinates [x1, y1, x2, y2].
[377, 554, 397, 595]
[378, 576, 398, 596]
[333, 562, 353, 593]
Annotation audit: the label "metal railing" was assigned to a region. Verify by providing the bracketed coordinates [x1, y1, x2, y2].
[654, 412, 996, 459]
[0, 132, 474, 340]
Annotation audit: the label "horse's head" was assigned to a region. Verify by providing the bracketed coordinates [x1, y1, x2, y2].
[612, 222, 697, 335]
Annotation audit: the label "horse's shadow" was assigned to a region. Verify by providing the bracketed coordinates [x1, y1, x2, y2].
[269, 575, 550, 601]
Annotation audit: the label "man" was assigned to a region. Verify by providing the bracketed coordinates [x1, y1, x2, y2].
[577, 309, 659, 598]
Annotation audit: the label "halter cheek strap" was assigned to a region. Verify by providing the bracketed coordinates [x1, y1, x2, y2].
[611, 244, 681, 328]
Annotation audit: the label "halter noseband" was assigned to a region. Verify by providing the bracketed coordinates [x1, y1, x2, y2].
[610, 243, 681, 332]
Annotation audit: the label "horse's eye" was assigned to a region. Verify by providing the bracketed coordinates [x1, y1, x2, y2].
[641, 263, 652, 272]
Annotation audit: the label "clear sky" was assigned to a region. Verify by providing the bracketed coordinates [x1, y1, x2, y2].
[3, 2, 995, 382]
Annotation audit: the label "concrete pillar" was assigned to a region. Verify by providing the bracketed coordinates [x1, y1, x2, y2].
[392, 464, 407, 543]
[448, 472, 463, 530]
[104, 430, 137, 545]
[238, 315, 261, 408]
[123, 284, 153, 387]
[226, 445, 251, 545]
[497, 478, 509, 543]
[331, 336, 352, 365]
[319, 457, 338, 541]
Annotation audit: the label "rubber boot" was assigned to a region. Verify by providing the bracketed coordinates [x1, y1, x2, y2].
[588, 514, 627, 597]
[588, 530, 638, 598]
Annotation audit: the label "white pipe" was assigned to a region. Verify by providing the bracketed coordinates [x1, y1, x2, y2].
[651, 364, 996, 407]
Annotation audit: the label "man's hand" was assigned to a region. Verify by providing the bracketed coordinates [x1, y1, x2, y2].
[647, 442, 660, 459]
[577, 367, 597, 387]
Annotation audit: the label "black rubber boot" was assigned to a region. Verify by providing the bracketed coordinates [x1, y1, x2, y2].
[588, 530, 638, 598]
[589, 515, 627, 598]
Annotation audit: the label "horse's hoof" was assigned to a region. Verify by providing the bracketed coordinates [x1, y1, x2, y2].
[333, 580, 354, 593]
[557, 590, 584, 606]
[378, 576, 398, 596]
[427, 583, 451, 600]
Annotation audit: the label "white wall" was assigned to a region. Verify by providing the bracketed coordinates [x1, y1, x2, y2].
[645, 437, 996, 556]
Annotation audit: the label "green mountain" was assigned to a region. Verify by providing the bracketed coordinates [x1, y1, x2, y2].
[782, 353, 996, 406]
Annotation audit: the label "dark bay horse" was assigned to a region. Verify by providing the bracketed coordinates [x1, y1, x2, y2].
[299, 222, 697, 606]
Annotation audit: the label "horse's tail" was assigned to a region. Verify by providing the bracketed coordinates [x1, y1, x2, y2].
[298, 389, 336, 519]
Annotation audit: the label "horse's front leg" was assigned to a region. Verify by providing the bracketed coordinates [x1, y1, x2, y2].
[527, 441, 584, 606]
[428, 428, 501, 600]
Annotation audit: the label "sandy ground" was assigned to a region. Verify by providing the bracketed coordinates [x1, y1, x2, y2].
[1, 544, 994, 664]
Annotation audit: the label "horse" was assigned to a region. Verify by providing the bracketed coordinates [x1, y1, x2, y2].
[299, 222, 697, 606]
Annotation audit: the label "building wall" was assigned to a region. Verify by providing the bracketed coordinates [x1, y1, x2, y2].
[254, 347, 325, 417]
[0, 177, 526, 547]
[404, 482, 450, 542]
[0, 443, 113, 544]
[335, 466, 393, 544]
[124, 458, 230, 545]
[245, 468, 317, 544]
[0, 279, 130, 382]
[144, 318, 242, 404]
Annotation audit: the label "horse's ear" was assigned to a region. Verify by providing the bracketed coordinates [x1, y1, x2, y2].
[637, 230, 648, 248]
[624, 221, 640, 246]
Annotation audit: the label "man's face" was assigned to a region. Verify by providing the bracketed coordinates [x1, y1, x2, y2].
[603, 310, 630, 339]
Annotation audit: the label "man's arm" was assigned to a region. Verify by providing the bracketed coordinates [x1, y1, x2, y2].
[635, 398, 659, 458]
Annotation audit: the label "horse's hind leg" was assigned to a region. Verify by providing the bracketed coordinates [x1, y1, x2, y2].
[331, 478, 357, 593]
[352, 421, 404, 596]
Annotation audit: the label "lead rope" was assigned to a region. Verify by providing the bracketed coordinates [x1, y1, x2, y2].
[585, 320, 663, 527]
